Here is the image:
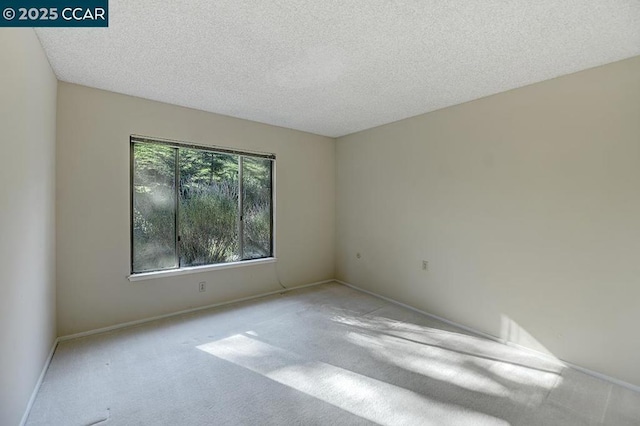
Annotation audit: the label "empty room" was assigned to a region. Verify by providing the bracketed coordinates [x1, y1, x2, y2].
[1, 1, 639, 425]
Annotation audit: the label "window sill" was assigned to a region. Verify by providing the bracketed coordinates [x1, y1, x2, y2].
[128, 257, 277, 282]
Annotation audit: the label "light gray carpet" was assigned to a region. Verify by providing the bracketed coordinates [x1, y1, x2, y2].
[27, 282, 640, 425]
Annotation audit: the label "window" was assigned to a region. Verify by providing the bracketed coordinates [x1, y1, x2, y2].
[131, 136, 274, 274]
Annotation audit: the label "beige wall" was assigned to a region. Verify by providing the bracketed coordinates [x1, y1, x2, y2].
[0, 29, 57, 426]
[336, 56, 640, 386]
[56, 82, 335, 336]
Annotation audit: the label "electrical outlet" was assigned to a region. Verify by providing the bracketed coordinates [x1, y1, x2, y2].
[199, 282, 206, 292]
[422, 260, 428, 271]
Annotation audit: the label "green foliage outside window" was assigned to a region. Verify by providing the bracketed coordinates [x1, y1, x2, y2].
[132, 141, 272, 273]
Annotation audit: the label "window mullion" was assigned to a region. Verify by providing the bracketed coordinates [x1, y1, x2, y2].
[270, 160, 274, 257]
[175, 147, 180, 268]
[238, 156, 244, 260]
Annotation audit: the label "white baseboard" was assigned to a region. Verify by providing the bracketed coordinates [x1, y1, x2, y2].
[336, 280, 640, 394]
[20, 338, 59, 426]
[59, 279, 334, 342]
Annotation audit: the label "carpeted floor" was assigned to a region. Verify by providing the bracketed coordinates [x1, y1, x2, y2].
[27, 282, 640, 425]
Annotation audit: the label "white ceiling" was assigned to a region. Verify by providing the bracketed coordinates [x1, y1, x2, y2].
[36, 1, 640, 137]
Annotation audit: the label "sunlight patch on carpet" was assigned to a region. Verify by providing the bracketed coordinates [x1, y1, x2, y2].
[198, 334, 510, 426]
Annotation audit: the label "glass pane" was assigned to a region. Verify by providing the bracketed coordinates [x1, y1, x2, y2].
[179, 149, 239, 266]
[132, 143, 177, 272]
[242, 157, 272, 259]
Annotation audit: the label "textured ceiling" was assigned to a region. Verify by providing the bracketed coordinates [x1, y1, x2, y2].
[36, 1, 640, 137]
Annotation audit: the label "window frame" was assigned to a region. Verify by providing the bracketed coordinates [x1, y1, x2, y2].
[129, 135, 275, 277]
